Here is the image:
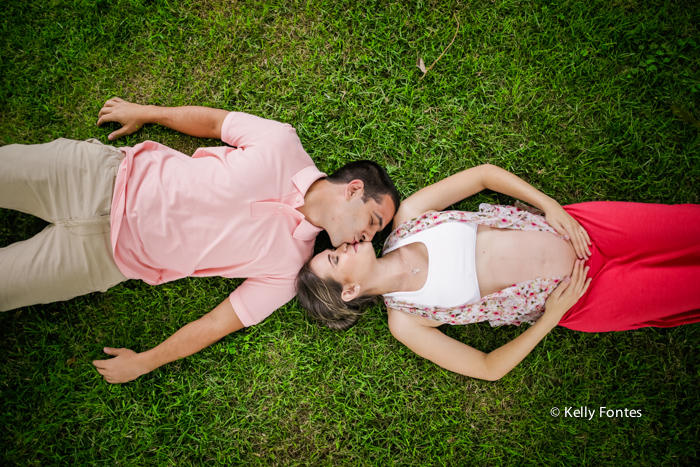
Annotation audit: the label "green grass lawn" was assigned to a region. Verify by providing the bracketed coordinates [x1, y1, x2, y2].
[1, 0, 699, 465]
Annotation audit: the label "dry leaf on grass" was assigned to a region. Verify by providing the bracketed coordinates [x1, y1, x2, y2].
[417, 56, 427, 73]
[418, 14, 460, 80]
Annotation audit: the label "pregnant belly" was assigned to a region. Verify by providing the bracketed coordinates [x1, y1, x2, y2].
[474, 225, 576, 297]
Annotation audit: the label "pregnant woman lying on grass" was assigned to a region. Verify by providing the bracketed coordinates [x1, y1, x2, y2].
[296, 164, 700, 381]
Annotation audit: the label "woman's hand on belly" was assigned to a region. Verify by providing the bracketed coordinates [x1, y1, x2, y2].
[542, 201, 592, 260]
[540, 259, 591, 325]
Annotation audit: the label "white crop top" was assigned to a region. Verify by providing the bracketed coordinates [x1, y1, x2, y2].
[382, 221, 481, 307]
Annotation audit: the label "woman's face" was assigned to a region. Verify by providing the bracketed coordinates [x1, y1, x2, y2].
[309, 241, 378, 286]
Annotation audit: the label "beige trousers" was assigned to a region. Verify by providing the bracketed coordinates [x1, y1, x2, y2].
[0, 138, 128, 311]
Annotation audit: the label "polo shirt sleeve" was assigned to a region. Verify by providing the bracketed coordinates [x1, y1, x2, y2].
[228, 276, 297, 327]
[221, 111, 295, 149]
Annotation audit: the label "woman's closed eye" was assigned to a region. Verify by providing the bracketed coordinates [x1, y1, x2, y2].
[327, 252, 339, 267]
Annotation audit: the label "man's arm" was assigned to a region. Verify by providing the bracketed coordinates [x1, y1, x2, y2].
[96, 97, 229, 141]
[92, 298, 243, 383]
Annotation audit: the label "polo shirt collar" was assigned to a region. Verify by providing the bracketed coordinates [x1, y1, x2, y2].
[292, 166, 326, 241]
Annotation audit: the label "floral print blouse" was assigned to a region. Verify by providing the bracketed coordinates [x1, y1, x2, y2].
[382, 203, 565, 327]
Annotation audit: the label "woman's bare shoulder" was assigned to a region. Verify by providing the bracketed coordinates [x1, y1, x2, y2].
[386, 306, 443, 329]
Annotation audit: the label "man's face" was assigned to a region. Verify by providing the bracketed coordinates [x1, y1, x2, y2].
[326, 190, 395, 247]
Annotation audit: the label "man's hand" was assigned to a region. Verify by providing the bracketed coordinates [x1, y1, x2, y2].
[91, 298, 244, 384]
[544, 202, 592, 260]
[97, 97, 149, 141]
[92, 347, 149, 384]
[96, 97, 228, 141]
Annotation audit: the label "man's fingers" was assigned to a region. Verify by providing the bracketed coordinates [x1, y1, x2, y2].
[96, 114, 111, 126]
[97, 97, 127, 125]
[102, 347, 126, 356]
[94, 364, 115, 380]
[103, 97, 123, 107]
[100, 101, 115, 112]
[108, 127, 131, 141]
[92, 346, 134, 384]
[92, 362, 110, 379]
[102, 347, 130, 362]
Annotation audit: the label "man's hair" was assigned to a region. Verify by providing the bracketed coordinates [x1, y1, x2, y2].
[326, 160, 400, 214]
[296, 260, 379, 330]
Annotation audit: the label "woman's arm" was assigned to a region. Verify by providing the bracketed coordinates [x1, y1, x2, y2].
[395, 164, 591, 259]
[388, 260, 591, 381]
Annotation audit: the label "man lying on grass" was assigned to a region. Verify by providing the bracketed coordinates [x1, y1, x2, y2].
[0, 97, 399, 383]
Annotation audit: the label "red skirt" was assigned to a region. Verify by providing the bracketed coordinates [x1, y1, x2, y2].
[559, 202, 700, 332]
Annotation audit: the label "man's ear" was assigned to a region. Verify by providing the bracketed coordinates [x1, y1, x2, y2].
[345, 179, 365, 200]
[341, 283, 361, 302]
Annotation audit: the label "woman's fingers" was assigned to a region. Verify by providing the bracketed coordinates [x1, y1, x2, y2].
[564, 221, 588, 260]
[569, 261, 591, 297]
[576, 225, 592, 256]
[551, 276, 571, 298]
[559, 261, 588, 299]
[546, 209, 592, 260]
[579, 223, 592, 245]
[550, 219, 570, 241]
[546, 273, 572, 307]
[570, 258, 585, 280]
[544, 260, 591, 322]
[580, 277, 592, 298]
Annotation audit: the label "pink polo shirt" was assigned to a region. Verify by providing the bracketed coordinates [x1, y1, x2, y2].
[110, 111, 325, 327]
